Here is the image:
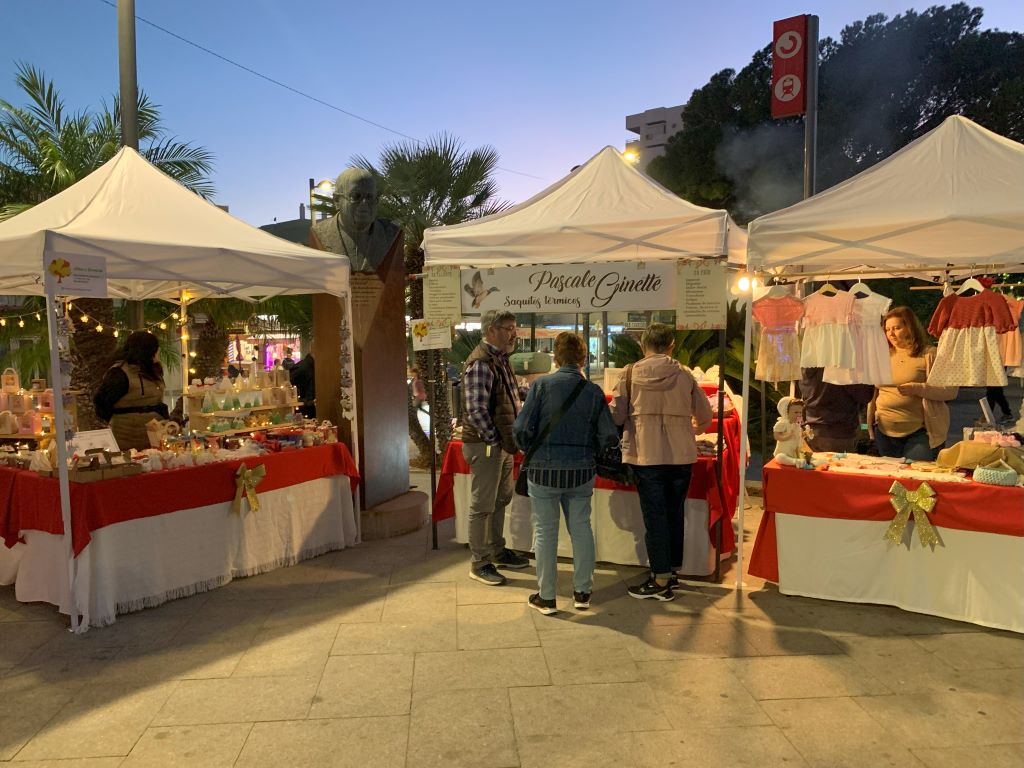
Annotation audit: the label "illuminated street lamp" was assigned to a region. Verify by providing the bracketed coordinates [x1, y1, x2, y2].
[623, 148, 640, 164]
[308, 178, 335, 221]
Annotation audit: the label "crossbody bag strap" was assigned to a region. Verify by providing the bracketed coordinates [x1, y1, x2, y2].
[522, 378, 588, 469]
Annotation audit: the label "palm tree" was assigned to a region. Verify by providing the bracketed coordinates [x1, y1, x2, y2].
[0, 63, 214, 427]
[349, 134, 509, 465]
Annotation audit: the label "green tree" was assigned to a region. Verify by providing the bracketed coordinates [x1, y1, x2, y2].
[649, 4, 1024, 223]
[0, 63, 214, 428]
[351, 134, 508, 465]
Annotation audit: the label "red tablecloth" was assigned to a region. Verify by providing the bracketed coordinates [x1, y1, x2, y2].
[0, 443, 358, 556]
[748, 460, 1024, 583]
[433, 440, 732, 551]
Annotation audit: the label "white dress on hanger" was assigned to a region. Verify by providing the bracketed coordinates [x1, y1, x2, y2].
[800, 291, 857, 370]
[824, 292, 893, 385]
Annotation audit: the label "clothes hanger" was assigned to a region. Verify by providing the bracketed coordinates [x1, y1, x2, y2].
[956, 277, 985, 295]
[849, 277, 872, 298]
[817, 278, 838, 296]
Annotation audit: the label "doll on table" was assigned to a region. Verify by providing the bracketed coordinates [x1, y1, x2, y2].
[773, 396, 815, 467]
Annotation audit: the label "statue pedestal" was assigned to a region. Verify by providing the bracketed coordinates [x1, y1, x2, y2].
[360, 490, 428, 540]
[312, 235, 409, 511]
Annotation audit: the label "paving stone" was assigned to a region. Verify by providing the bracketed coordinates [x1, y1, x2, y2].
[407, 688, 516, 768]
[413, 647, 550, 691]
[234, 716, 408, 768]
[151, 676, 317, 725]
[727, 654, 892, 699]
[122, 723, 253, 767]
[310, 653, 413, 718]
[637, 658, 771, 728]
[456, 602, 539, 650]
[509, 681, 666, 737]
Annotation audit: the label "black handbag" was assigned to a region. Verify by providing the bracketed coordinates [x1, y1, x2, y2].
[515, 378, 588, 496]
[595, 363, 634, 485]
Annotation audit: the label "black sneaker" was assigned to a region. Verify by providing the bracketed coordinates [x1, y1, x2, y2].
[572, 591, 591, 610]
[628, 578, 675, 601]
[667, 575, 680, 589]
[469, 564, 507, 586]
[528, 593, 558, 615]
[494, 548, 530, 569]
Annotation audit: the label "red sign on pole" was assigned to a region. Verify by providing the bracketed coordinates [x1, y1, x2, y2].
[771, 15, 809, 118]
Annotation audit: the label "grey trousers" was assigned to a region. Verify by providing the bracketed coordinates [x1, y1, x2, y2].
[462, 442, 514, 569]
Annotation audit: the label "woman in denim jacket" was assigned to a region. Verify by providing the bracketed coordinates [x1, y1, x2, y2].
[513, 333, 618, 615]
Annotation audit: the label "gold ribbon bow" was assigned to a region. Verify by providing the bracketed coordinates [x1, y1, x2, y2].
[232, 462, 266, 515]
[885, 480, 941, 547]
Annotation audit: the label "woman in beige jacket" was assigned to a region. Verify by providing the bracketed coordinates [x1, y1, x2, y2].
[611, 323, 713, 601]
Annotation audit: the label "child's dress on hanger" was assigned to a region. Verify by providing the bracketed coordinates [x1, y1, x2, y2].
[927, 291, 1016, 387]
[823, 292, 892, 385]
[752, 294, 804, 383]
[800, 290, 856, 370]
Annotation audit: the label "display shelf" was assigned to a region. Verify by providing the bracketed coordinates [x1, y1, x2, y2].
[0, 432, 50, 441]
[194, 403, 299, 417]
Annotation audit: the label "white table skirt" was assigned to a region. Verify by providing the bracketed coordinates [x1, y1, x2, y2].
[775, 513, 1024, 634]
[451, 475, 728, 575]
[0, 475, 357, 627]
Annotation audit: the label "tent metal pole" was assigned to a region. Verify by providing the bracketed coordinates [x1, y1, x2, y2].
[735, 291, 753, 589]
[45, 292, 79, 632]
[583, 312, 591, 379]
[530, 313, 537, 352]
[601, 311, 609, 370]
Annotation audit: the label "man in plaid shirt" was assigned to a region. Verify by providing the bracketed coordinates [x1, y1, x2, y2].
[461, 310, 531, 585]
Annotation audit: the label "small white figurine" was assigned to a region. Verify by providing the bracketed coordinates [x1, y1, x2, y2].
[773, 396, 812, 467]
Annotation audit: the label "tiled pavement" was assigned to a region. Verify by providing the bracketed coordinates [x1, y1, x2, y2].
[1, 490, 1022, 767]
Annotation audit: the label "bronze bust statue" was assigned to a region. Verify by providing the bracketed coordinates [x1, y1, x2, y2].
[310, 168, 400, 274]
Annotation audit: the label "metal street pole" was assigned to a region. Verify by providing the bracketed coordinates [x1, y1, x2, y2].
[803, 14, 819, 199]
[119, 0, 144, 330]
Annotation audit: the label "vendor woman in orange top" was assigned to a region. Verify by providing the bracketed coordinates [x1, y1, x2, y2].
[868, 307, 958, 461]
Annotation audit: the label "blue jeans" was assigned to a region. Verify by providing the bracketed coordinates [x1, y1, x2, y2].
[875, 427, 941, 461]
[631, 464, 692, 577]
[527, 478, 596, 601]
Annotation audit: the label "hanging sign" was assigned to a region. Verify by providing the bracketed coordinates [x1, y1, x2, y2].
[459, 261, 676, 315]
[676, 261, 728, 330]
[43, 253, 108, 299]
[771, 15, 809, 118]
[423, 265, 462, 324]
[411, 319, 452, 351]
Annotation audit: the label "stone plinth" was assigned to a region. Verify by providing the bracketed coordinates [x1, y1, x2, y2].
[360, 490, 429, 541]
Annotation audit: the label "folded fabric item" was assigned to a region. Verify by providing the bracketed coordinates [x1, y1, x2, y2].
[936, 440, 1024, 475]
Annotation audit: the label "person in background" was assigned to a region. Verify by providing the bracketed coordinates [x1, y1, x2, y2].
[461, 309, 531, 585]
[282, 347, 296, 371]
[869, 306, 958, 460]
[800, 368, 875, 453]
[985, 386, 1013, 422]
[410, 366, 428, 413]
[611, 323, 713, 602]
[289, 353, 316, 418]
[513, 332, 618, 615]
[93, 331, 168, 451]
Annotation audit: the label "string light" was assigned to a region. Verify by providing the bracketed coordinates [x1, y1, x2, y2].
[34, 313, 41, 321]
[189, 351, 197, 358]
[95, 324, 104, 333]
[18, 319, 25, 328]
[113, 329, 119, 338]
[80, 314, 89, 323]
[171, 312, 179, 320]
[159, 322, 167, 330]
[0, 318, 6, 327]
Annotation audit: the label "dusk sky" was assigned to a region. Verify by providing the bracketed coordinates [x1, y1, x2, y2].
[3, 1, 1021, 227]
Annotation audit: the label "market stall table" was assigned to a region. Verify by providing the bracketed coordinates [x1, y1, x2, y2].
[0, 443, 359, 627]
[749, 459, 1024, 633]
[433, 430, 738, 576]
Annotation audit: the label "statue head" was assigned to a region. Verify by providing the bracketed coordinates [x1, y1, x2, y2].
[333, 168, 379, 234]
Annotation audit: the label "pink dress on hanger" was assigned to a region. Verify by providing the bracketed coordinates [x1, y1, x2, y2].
[800, 291, 856, 369]
[752, 294, 804, 383]
[823, 292, 892, 385]
[927, 291, 1016, 387]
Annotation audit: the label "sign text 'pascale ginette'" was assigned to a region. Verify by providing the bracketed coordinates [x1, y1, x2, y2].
[460, 261, 677, 314]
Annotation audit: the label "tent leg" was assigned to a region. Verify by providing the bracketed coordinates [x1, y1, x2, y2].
[45, 292, 80, 632]
[735, 293, 754, 590]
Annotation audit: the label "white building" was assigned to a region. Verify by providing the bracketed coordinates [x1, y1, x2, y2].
[625, 105, 685, 169]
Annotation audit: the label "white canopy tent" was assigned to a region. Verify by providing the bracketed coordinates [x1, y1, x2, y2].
[0, 147, 351, 299]
[0, 147, 354, 631]
[423, 145, 747, 267]
[424, 145, 747, 583]
[747, 116, 1024, 275]
[732, 115, 1024, 588]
